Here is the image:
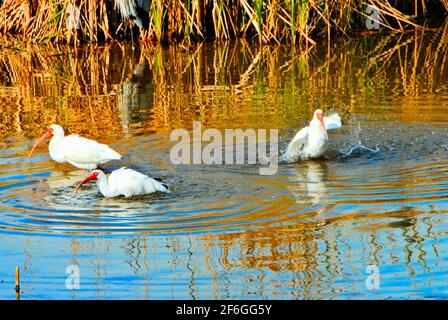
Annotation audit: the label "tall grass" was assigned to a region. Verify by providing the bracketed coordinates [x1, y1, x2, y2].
[0, 0, 446, 45]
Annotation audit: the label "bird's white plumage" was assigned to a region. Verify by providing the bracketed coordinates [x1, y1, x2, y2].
[45, 125, 121, 169]
[92, 168, 169, 198]
[284, 127, 310, 159]
[53, 135, 121, 169]
[282, 112, 342, 162]
[323, 114, 342, 130]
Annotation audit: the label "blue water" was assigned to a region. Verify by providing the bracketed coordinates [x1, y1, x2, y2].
[1, 34, 448, 299]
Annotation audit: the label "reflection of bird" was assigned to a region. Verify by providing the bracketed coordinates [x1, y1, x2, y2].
[288, 161, 328, 205]
[114, 0, 151, 30]
[76, 167, 169, 198]
[118, 59, 153, 131]
[29, 124, 121, 170]
[283, 109, 342, 162]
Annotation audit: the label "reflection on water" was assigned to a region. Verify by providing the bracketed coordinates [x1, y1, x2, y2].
[1, 24, 448, 299]
[119, 59, 154, 132]
[287, 161, 329, 206]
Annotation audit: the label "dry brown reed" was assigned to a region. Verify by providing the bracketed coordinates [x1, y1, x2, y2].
[0, 1, 446, 45]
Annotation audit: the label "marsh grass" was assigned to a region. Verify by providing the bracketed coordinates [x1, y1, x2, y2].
[0, 1, 446, 45]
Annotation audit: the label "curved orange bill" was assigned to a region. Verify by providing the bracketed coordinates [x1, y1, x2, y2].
[75, 172, 99, 194]
[29, 130, 52, 158]
[318, 114, 328, 139]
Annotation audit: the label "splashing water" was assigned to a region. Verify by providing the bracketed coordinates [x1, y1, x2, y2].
[338, 143, 380, 158]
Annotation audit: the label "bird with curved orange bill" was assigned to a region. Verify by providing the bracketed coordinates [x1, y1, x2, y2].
[76, 167, 170, 198]
[29, 124, 122, 170]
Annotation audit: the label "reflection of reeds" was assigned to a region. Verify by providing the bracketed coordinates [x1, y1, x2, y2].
[0, 1, 446, 45]
[1, 21, 448, 138]
[0, 43, 126, 138]
[197, 205, 433, 295]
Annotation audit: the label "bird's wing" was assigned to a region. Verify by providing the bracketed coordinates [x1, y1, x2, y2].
[108, 168, 138, 184]
[323, 113, 342, 130]
[109, 168, 169, 196]
[285, 126, 309, 158]
[60, 135, 121, 165]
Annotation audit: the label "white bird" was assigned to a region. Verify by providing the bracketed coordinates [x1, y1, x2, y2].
[282, 109, 342, 162]
[75, 167, 170, 198]
[29, 124, 122, 170]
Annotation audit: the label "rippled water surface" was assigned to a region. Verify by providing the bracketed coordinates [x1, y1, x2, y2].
[1, 28, 448, 299]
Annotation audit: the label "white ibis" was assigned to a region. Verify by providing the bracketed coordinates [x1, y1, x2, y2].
[75, 167, 170, 198]
[282, 109, 342, 161]
[29, 124, 122, 170]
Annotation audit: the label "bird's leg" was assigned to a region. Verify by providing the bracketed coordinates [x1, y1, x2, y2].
[130, 22, 135, 51]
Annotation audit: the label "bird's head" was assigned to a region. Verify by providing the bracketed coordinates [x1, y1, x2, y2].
[48, 124, 64, 137]
[75, 170, 104, 194]
[29, 124, 64, 158]
[313, 109, 328, 138]
[313, 109, 324, 120]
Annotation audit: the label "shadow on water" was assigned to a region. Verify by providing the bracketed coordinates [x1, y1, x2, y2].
[1, 23, 448, 298]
